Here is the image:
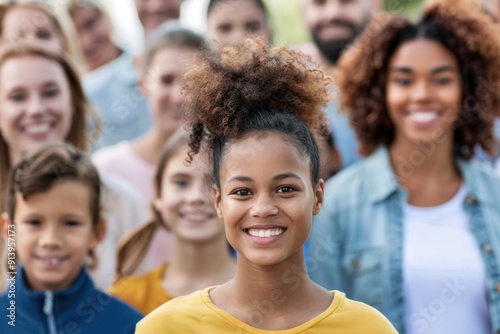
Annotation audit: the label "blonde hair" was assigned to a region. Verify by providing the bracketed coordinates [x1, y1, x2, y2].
[116, 130, 189, 278]
[0, 0, 84, 69]
[62, 0, 121, 49]
[0, 40, 101, 212]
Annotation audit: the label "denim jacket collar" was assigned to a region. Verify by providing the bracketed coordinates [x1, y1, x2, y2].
[364, 146, 495, 206]
[364, 146, 401, 203]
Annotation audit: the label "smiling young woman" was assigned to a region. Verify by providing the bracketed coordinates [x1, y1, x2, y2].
[309, 0, 500, 333]
[135, 38, 397, 333]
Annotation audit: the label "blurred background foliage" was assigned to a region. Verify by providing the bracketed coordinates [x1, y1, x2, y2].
[265, 0, 424, 46]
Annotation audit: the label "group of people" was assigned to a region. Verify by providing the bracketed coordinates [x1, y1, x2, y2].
[0, 0, 499, 333]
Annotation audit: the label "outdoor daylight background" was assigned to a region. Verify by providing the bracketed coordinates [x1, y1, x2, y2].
[99, 0, 424, 54]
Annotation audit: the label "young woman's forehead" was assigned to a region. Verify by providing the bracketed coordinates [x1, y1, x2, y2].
[222, 132, 310, 174]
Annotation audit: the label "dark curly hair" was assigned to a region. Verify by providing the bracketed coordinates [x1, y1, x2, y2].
[181, 38, 331, 188]
[336, 0, 500, 159]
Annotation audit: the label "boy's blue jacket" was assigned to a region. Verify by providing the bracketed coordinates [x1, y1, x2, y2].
[0, 266, 142, 333]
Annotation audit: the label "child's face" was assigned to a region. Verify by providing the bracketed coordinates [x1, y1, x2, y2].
[142, 46, 196, 136]
[215, 133, 324, 267]
[207, 0, 271, 49]
[154, 146, 223, 243]
[0, 55, 72, 164]
[11, 180, 100, 291]
[2, 6, 64, 50]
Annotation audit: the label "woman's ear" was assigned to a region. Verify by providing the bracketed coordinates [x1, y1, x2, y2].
[153, 198, 162, 212]
[213, 185, 223, 219]
[313, 179, 325, 216]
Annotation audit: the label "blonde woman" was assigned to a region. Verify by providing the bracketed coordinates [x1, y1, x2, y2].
[0, 0, 84, 69]
[64, 0, 151, 149]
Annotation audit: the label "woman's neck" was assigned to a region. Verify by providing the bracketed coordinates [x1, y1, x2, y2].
[86, 45, 121, 73]
[389, 135, 462, 206]
[9, 149, 19, 167]
[132, 128, 174, 165]
[231, 250, 310, 304]
[212, 249, 331, 329]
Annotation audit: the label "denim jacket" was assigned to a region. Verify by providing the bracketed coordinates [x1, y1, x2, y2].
[309, 146, 500, 333]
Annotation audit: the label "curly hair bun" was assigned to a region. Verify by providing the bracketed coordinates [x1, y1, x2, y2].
[181, 38, 331, 143]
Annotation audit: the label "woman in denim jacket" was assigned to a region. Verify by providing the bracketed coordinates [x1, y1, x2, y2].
[309, 0, 500, 333]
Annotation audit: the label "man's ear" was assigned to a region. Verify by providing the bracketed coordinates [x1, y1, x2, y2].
[299, 0, 311, 29]
[371, 0, 383, 12]
[313, 179, 325, 216]
[213, 185, 223, 219]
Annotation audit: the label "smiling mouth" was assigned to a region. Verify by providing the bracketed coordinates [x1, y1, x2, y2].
[35, 255, 69, 266]
[181, 212, 216, 222]
[22, 123, 53, 135]
[407, 111, 440, 123]
[244, 228, 286, 238]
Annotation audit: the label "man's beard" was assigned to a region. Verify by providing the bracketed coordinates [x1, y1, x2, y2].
[311, 19, 368, 65]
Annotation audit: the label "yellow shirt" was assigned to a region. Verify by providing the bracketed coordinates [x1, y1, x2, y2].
[108, 263, 172, 315]
[136, 287, 398, 333]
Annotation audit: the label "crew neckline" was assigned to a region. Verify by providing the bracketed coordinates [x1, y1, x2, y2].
[200, 287, 342, 333]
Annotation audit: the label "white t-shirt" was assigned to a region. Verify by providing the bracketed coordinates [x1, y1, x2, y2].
[403, 185, 491, 334]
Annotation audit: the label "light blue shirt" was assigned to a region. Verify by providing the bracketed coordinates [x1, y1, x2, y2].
[309, 146, 500, 333]
[324, 100, 362, 168]
[83, 52, 151, 150]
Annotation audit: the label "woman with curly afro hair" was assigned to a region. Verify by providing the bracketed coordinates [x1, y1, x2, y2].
[310, 0, 500, 333]
[136, 38, 397, 333]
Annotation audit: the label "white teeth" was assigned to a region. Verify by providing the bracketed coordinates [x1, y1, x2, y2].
[247, 228, 284, 237]
[184, 214, 208, 220]
[41, 257, 62, 264]
[408, 112, 438, 123]
[25, 123, 50, 134]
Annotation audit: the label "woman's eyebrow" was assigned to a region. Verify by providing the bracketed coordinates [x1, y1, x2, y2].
[389, 65, 457, 74]
[431, 65, 457, 74]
